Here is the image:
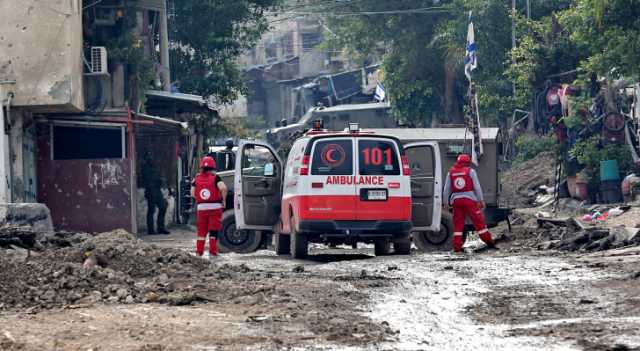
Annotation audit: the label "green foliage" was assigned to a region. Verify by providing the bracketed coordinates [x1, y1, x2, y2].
[570, 136, 633, 179]
[513, 133, 556, 165]
[169, 0, 281, 103]
[559, 0, 640, 79]
[564, 94, 591, 129]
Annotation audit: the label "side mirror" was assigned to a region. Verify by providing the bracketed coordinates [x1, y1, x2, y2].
[264, 163, 275, 177]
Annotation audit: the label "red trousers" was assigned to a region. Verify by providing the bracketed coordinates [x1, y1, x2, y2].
[451, 197, 494, 251]
[196, 209, 222, 256]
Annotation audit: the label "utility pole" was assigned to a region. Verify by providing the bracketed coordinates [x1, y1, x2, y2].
[526, 0, 531, 19]
[159, 3, 171, 92]
[512, 0, 517, 97]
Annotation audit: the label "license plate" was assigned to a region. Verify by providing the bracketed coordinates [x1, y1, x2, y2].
[367, 190, 387, 201]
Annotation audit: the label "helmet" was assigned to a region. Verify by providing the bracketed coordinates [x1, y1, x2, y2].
[456, 154, 471, 166]
[225, 138, 234, 149]
[200, 156, 216, 169]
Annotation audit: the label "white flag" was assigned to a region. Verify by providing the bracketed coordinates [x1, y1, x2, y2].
[374, 82, 386, 102]
[464, 21, 477, 81]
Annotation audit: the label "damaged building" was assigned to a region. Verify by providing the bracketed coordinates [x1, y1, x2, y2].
[0, 0, 213, 234]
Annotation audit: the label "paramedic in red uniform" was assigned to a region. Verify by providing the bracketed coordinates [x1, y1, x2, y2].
[443, 154, 496, 252]
[191, 156, 228, 258]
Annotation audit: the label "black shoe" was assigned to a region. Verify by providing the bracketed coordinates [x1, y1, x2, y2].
[157, 229, 170, 235]
[147, 230, 156, 235]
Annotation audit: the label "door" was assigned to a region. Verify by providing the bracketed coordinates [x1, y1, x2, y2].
[306, 138, 358, 220]
[355, 138, 409, 220]
[234, 140, 283, 230]
[404, 142, 442, 231]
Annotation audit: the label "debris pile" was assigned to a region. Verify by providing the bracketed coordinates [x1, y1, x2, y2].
[501, 152, 556, 208]
[509, 209, 640, 253]
[0, 228, 253, 310]
[0, 227, 395, 348]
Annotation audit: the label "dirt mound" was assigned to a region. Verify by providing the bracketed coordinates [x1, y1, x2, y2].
[501, 152, 556, 208]
[0, 229, 394, 349]
[0, 230, 253, 310]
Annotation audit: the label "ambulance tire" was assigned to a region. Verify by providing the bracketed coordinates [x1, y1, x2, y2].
[218, 210, 263, 253]
[374, 240, 392, 256]
[393, 239, 412, 255]
[290, 220, 309, 259]
[413, 213, 454, 252]
[275, 233, 291, 255]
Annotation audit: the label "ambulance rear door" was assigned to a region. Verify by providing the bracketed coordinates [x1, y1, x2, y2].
[355, 137, 409, 220]
[234, 140, 283, 230]
[305, 137, 358, 220]
[404, 142, 442, 231]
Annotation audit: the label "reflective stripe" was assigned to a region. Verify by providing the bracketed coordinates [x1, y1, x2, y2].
[478, 228, 489, 234]
[197, 203, 223, 211]
[453, 232, 463, 236]
[197, 238, 206, 241]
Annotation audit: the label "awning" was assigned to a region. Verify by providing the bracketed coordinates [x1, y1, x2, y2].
[145, 90, 216, 117]
[136, 113, 189, 137]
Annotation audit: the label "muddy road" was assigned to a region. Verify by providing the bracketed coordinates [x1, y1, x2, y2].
[1, 231, 640, 351]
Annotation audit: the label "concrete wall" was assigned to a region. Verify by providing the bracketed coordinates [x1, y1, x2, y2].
[0, 0, 84, 112]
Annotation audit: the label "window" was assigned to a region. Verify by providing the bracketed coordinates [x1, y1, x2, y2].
[53, 125, 124, 160]
[358, 139, 400, 176]
[301, 32, 322, 52]
[406, 146, 435, 177]
[242, 145, 277, 177]
[311, 139, 353, 175]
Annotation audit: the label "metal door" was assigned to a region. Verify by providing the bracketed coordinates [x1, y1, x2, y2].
[404, 142, 442, 231]
[234, 140, 283, 230]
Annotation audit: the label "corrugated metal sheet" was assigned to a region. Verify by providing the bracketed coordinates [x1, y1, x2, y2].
[137, 0, 165, 10]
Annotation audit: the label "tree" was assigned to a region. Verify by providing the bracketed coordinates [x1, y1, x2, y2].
[169, 0, 281, 104]
[319, 0, 520, 127]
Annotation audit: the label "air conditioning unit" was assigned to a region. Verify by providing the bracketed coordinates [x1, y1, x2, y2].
[89, 47, 108, 75]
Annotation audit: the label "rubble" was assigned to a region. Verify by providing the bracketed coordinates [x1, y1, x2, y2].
[507, 205, 640, 253]
[0, 228, 395, 349]
[501, 152, 556, 208]
[0, 229, 259, 310]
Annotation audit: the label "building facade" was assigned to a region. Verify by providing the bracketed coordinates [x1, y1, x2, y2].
[0, 0, 208, 234]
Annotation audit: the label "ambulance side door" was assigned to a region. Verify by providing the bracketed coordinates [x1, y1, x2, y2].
[404, 142, 442, 232]
[234, 140, 283, 230]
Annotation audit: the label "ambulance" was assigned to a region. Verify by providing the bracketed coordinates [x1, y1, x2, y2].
[233, 123, 442, 258]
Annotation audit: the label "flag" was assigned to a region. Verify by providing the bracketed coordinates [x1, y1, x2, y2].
[464, 19, 477, 81]
[374, 82, 386, 102]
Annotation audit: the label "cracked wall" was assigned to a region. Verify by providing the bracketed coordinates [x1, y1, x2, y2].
[0, 0, 84, 112]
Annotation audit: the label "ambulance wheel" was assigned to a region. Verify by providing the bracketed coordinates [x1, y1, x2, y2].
[218, 210, 263, 253]
[290, 219, 308, 259]
[275, 233, 291, 255]
[374, 239, 392, 256]
[413, 213, 454, 252]
[393, 238, 412, 255]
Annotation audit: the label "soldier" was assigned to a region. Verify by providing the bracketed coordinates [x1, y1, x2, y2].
[141, 152, 170, 235]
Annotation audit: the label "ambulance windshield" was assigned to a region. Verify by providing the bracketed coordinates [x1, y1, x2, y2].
[311, 140, 353, 175]
[358, 139, 400, 176]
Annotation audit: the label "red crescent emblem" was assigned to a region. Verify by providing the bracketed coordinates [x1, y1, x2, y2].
[321, 144, 346, 167]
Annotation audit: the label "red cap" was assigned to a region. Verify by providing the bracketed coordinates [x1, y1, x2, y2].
[456, 154, 471, 166]
[200, 156, 216, 169]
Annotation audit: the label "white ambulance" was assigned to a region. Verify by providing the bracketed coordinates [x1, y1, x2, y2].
[233, 123, 442, 258]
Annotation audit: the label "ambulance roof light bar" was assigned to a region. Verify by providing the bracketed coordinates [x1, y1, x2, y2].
[349, 122, 359, 133]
